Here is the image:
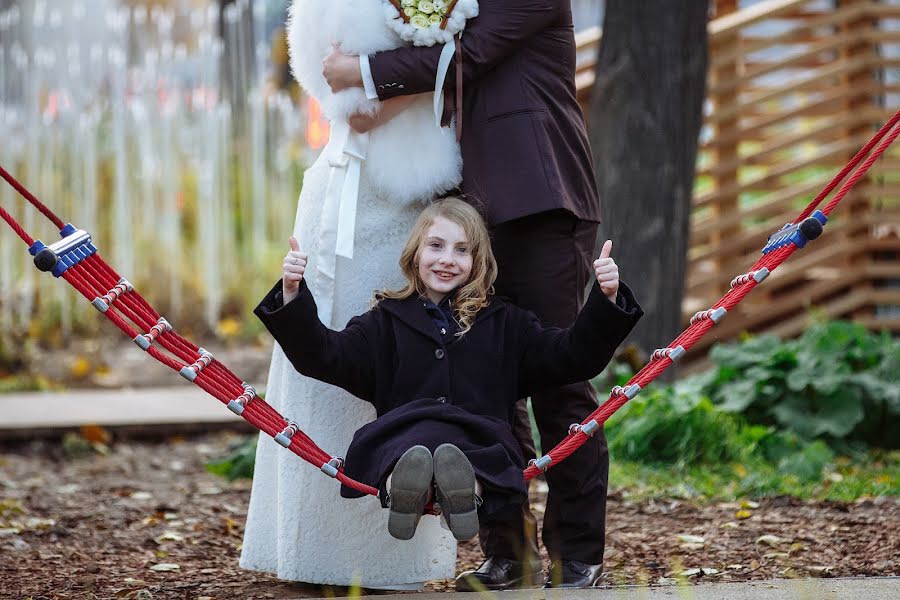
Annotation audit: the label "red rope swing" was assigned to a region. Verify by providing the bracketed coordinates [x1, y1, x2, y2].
[1, 109, 899, 499]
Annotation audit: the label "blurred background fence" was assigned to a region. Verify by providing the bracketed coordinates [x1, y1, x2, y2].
[1, 0, 898, 358]
[578, 0, 900, 360]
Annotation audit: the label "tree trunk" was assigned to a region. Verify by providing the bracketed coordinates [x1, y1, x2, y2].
[588, 0, 710, 362]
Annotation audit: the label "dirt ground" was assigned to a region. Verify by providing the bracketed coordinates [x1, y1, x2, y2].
[1, 432, 897, 600]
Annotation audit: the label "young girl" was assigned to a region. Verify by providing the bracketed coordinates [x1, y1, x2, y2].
[254, 198, 642, 543]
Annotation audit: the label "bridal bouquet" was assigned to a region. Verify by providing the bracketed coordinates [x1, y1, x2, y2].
[385, 0, 478, 46]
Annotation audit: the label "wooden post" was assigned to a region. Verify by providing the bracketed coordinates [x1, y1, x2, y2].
[839, 0, 878, 321]
[708, 0, 741, 304]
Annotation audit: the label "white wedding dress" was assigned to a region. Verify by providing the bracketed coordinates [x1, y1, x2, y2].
[239, 0, 462, 588]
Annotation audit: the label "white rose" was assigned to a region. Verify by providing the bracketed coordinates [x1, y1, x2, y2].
[418, 1, 434, 15]
[410, 13, 430, 28]
[429, 13, 442, 24]
[404, 6, 417, 17]
[433, 0, 447, 13]
[402, 0, 416, 5]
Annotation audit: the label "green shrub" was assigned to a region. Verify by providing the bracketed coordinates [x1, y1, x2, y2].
[605, 385, 769, 465]
[205, 436, 257, 480]
[700, 321, 899, 448]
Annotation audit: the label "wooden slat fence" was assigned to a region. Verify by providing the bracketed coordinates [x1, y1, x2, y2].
[576, 0, 900, 357]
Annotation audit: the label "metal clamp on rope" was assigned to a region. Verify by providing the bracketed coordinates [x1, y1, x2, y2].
[320, 456, 344, 478]
[612, 384, 642, 399]
[179, 348, 214, 382]
[29, 223, 98, 277]
[730, 268, 770, 289]
[93, 278, 134, 313]
[227, 383, 256, 416]
[651, 345, 686, 363]
[274, 420, 300, 448]
[762, 210, 827, 254]
[134, 317, 171, 350]
[529, 455, 553, 472]
[569, 419, 600, 437]
[690, 307, 727, 326]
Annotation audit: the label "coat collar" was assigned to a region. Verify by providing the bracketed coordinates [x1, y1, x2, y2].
[378, 294, 505, 343]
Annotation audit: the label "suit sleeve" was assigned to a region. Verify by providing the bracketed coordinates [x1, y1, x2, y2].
[517, 281, 643, 398]
[368, 0, 560, 99]
[254, 280, 378, 402]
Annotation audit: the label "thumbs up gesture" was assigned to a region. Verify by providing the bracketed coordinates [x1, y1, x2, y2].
[282, 236, 308, 304]
[594, 240, 619, 301]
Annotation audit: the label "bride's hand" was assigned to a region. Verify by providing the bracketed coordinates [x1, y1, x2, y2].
[348, 94, 426, 134]
[349, 112, 379, 134]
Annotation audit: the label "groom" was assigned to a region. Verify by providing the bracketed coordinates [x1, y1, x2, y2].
[323, 0, 606, 590]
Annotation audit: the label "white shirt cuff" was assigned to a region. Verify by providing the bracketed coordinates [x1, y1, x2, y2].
[360, 55, 379, 100]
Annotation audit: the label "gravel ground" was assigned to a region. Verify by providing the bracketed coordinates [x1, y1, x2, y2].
[1, 432, 897, 599]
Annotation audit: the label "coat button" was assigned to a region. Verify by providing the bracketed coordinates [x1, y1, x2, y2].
[434, 348, 445, 359]
[437, 396, 447, 403]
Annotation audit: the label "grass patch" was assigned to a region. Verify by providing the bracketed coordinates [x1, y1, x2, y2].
[609, 450, 899, 503]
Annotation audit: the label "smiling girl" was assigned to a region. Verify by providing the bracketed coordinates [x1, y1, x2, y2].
[255, 198, 643, 545]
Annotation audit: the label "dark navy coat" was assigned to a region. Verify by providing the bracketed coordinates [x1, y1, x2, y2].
[255, 281, 642, 513]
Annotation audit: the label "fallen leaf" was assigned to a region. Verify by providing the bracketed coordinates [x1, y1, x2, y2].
[149, 563, 180, 572]
[154, 531, 184, 544]
[740, 500, 760, 509]
[735, 509, 752, 519]
[680, 543, 706, 551]
[130, 492, 153, 501]
[69, 356, 93, 379]
[80, 424, 112, 445]
[720, 521, 740, 529]
[789, 542, 806, 554]
[677, 534, 706, 544]
[756, 534, 785, 547]
[24, 517, 56, 530]
[122, 578, 147, 586]
[0, 527, 21, 537]
[805, 565, 834, 575]
[764, 552, 790, 559]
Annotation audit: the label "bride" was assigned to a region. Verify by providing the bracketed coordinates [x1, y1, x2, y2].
[240, 0, 471, 589]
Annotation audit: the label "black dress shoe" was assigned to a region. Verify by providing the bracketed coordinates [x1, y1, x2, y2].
[543, 559, 603, 588]
[455, 556, 544, 591]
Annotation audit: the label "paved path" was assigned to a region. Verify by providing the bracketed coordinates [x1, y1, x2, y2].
[0, 387, 245, 432]
[349, 578, 899, 600]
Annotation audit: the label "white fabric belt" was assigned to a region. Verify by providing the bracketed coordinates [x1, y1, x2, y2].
[315, 119, 369, 326]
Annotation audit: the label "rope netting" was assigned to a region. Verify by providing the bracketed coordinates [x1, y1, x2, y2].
[2, 108, 899, 497]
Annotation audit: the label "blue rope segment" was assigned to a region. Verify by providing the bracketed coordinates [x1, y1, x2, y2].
[762, 210, 828, 254]
[28, 223, 97, 277]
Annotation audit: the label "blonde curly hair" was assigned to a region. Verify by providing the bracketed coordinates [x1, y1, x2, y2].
[376, 197, 497, 336]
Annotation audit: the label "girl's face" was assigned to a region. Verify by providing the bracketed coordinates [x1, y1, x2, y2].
[417, 216, 473, 304]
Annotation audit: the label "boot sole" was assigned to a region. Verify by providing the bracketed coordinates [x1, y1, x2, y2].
[433, 443, 478, 542]
[387, 445, 433, 541]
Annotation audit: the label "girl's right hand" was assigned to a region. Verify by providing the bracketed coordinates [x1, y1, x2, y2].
[282, 236, 308, 303]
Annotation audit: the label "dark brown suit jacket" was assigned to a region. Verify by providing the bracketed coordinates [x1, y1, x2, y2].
[369, 0, 601, 226]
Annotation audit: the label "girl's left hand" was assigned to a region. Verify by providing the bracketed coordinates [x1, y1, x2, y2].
[594, 239, 619, 301]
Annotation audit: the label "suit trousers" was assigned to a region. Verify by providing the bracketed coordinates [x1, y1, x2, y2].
[480, 209, 608, 565]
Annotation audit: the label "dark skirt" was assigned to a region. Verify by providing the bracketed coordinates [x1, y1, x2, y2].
[340, 398, 528, 517]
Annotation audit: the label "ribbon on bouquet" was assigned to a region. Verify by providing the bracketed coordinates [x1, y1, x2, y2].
[433, 39, 456, 128]
[314, 118, 370, 326]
